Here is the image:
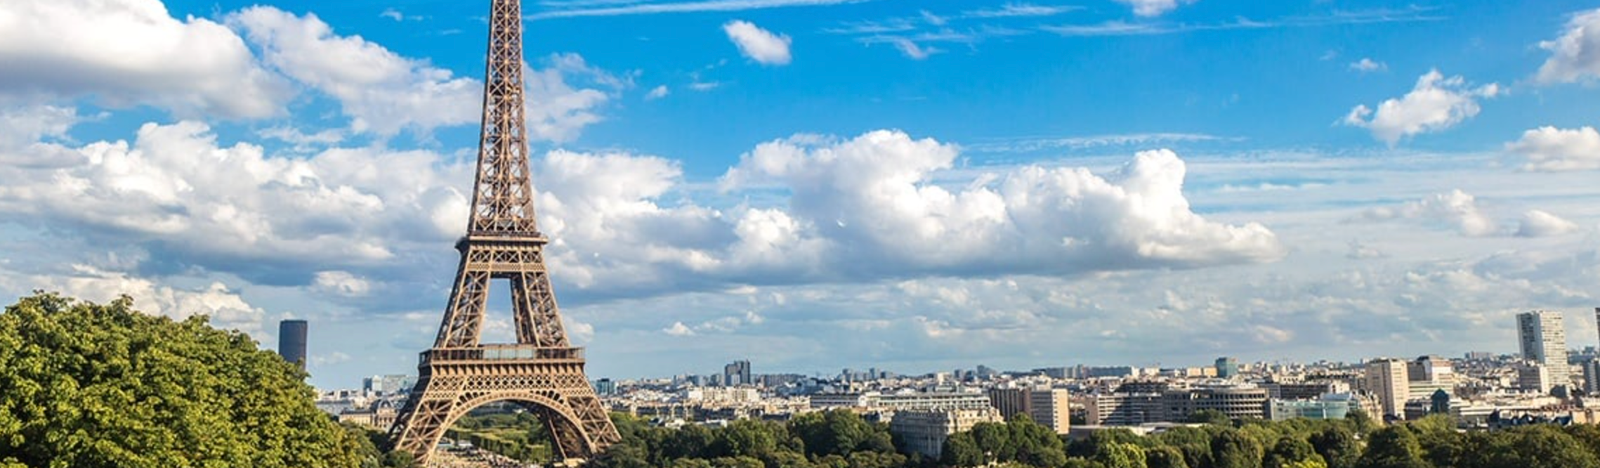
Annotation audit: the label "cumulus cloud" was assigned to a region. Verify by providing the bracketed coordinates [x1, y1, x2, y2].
[3, 265, 267, 334]
[1115, 0, 1195, 17]
[312, 270, 372, 297]
[1535, 8, 1600, 84]
[663, 321, 695, 336]
[720, 131, 1285, 273]
[1361, 189, 1498, 237]
[1506, 126, 1600, 172]
[230, 8, 619, 141]
[0, 103, 85, 168]
[1349, 58, 1386, 73]
[646, 85, 670, 100]
[0, 0, 289, 118]
[1342, 69, 1500, 146]
[1516, 210, 1580, 238]
[229, 7, 477, 136]
[0, 120, 472, 284]
[723, 20, 793, 65]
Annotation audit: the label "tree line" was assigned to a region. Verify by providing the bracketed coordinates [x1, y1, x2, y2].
[6, 293, 1600, 468]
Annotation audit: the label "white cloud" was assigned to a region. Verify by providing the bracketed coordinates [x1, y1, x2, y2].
[231, 8, 618, 141]
[0, 0, 289, 118]
[1507, 126, 1600, 172]
[1535, 8, 1600, 84]
[525, 53, 619, 143]
[0, 103, 85, 168]
[229, 7, 478, 136]
[1516, 210, 1580, 238]
[1362, 189, 1498, 237]
[312, 270, 372, 297]
[720, 131, 1285, 272]
[531, 0, 861, 19]
[1342, 69, 1500, 146]
[888, 38, 941, 60]
[663, 321, 695, 336]
[723, 20, 793, 66]
[4, 265, 267, 334]
[963, 3, 1080, 18]
[1349, 58, 1386, 73]
[1115, 0, 1196, 17]
[0, 120, 474, 284]
[646, 85, 670, 100]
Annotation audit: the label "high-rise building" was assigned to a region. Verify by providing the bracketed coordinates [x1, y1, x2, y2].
[724, 360, 751, 387]
[1215, 357, 1239, 379]
[1363, 358, 1409, 419]
[1583, 360, 1600, 395]
[1028, 389, 1071, 434]
[1517, 362, 1553, 393]
[278, 319, 307, 370]
[986, 388, 1029, 420]
[1518, 310, 1570, 389]
[596, 378, 616, 396]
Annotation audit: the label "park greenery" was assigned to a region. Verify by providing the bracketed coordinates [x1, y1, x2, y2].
[0, 293, 414, 468]
[592, 408, 1600, 468]
[5, 292, 1600, 468]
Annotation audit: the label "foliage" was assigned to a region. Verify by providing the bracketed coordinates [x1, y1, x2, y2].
[0, 293, 386, 468]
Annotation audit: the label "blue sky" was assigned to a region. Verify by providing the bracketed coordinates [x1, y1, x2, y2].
[3, 0, 1600, 388]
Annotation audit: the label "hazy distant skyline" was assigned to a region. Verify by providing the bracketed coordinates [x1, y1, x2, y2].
[1, 0, 1599, 388]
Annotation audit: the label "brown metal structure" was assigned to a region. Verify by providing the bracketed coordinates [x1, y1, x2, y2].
[388, 0, 620, 464]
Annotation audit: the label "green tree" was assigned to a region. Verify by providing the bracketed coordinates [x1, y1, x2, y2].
[940, 432, 983, 467]
[0, 293, 366, 468]
[791, 410, 894, 458]
[1188, 409, 1234, 427]
[1309, 426, 1359, 468]
[1355, 426, 1427, 468]
[1095, 442, 1148, 468]
[1263, 436, 1323, 468]
[1210, 429, 1264, 468]
[1144, 445, 1189, 468]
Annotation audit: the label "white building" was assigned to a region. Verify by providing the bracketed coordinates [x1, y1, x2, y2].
[889, 408, 1002, 458]
[1364, 358, 1410, 419]
[1518, 310, 1570, 389]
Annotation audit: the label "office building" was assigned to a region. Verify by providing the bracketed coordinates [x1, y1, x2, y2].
[1163, 386, 1268, 421]
[1028, 389, 1071, 434]
[1216, 357, 1240, 379]
[1267, 394, 1364, 421]
[1364, 358, 1410, 419]
[278, 319, 308, 370]
[987, 388, 1029, 420]
[724, 360, 752, 387]
[362, 374, 414, 395]
[889, 408, 1002, 458]
[1084, 393, 1163, 426]
[1518, 363, 1554, 393]
[1518, 310, 1570, 389]
[596, 378, 616, 396]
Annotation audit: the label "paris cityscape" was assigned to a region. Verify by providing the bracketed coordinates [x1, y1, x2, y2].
[4, 0, 1600, 467]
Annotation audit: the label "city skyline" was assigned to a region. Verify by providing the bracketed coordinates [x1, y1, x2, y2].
[2, 0, 1600, 389]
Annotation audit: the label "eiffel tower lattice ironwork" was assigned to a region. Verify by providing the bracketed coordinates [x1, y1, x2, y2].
[388, 0, 620, 464]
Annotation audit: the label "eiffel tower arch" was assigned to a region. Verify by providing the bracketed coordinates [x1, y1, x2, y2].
[388, 0, 621, 464]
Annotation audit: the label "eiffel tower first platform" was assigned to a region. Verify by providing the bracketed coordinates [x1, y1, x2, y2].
[388, 0, 621, 464]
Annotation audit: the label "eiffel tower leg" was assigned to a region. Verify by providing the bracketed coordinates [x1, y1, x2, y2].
[390, 375, 463, 465]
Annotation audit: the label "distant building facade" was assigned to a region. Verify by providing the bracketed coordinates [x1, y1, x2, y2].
[278, 319, 307, 370]
[1215, 357, 1240, 379]
[1364, 358, 1410, 419]
[724, 360, 752, 387]
[1518, 310, 1570, 389]
[889, 408, 1003, 458]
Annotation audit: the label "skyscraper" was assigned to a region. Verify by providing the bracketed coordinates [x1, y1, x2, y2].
[1364, 358, 1409, 419]
[278, 319, 307, 370]
[1215, 357, 1239, 379]
[724, 360, 751, 387]
[1518, 310, 1569, 390]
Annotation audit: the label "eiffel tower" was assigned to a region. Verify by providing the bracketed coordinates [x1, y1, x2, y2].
[388, 0, 620, 464]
